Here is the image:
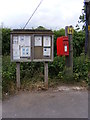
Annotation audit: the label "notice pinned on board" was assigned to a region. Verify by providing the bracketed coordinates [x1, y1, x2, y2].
[19, 35, 31, 46]
[24, 36, 31, 46]
[13, 48, 20, 60]
[13, 36, 18, 44]
[13, 38, 20, 60]
[20, 46, 31, 57]
[35, 36, 42, 46]
[43, 48, 51, 56]
[13, 35, 31, 60]
[43, 36, 51, 47]
[19, 36, 25, 46]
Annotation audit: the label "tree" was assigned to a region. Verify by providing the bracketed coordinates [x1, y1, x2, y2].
[36, 26, 46, 30]
[2, 28, 11, 55]
[73, 30, 85, 57]
[77, 3, 86, 30]
[54, 29, 65, 56]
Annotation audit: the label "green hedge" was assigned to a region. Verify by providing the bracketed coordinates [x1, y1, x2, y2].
[2, 54, 90, 93]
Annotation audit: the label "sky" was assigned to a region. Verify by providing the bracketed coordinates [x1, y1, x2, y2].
[0, 0, 84, 30]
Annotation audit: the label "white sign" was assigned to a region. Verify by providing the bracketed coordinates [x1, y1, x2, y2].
[19, 36, 25, 46]
[19, 35, 31, 46]
[13, 44, 19, 49]
[13, 49, 20, 60]
[43, 48, 51, 56]
[13, 41, 20, 60]
[21, 46, 31, 57]
[43, 36, 51, 47]
[13, 35, 31, 59]
[64, 46, 67, 52]
[35, 36, 42, 46]
[24, 36, 31, 46]
[13, 56, 20, 60]
[13, 36, 18, 44]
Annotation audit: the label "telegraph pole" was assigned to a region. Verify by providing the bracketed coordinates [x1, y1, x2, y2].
[85, 0, 90, 58]
[85, 1, 90, 119]
[88, 2, 90, 58]
[65, 26, 73, 75]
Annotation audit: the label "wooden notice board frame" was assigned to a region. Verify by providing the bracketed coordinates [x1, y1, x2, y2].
[10, 29, 54, 62]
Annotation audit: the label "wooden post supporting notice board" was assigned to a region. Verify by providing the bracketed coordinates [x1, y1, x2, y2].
[44, 62, 48, 89]
[16, 62, 20, 89]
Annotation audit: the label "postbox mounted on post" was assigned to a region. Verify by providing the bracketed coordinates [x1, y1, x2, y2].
[56, 36, 69, 56]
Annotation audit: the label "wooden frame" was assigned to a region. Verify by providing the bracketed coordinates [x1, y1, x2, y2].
[10, 29, 54, 62]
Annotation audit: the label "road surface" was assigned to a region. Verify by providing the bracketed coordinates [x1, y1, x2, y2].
[2, 88, 88, 118]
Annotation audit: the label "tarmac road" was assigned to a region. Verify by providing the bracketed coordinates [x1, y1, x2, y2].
[2, 88, 88, 118]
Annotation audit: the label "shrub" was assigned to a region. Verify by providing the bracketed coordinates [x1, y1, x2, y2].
[20, 62, 44, 82]
[49, 56, 65, 78]
[73, 54, 89, 82]
[2, 28, 11, 55]
[73, 30, 85, 57]
[2, 56, 16, 93]
[2, 54, 90, 94]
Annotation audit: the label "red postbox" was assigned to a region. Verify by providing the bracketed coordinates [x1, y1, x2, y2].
[56, 36, 69, 56]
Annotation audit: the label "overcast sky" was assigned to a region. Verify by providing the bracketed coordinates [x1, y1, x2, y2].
[0, 0, 84, 30]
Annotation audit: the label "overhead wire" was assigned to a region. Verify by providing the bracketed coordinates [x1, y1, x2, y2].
[23, 0, 43, 29]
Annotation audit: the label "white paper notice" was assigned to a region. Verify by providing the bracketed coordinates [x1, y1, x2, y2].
[35, 36, 42, 46]
[24, 36, 31, 46]
[19, 36, 25, 46]
[13, 36, 18, 44]
[13, 47, 20, 60]
[43, 36, 51, 47]
[21, 46, 30, 57]
[19, 36, 31, 46]
[64, 46, 67, 52]
[43, 48, 51, 56]
[13, 35, 20, 60]
[13, 44, 19, 49]
[13, 56, 20, 60]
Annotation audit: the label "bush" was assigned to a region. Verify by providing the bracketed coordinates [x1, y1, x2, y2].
[2, 56, 16, 94]
[73, 54, 89, 82]
[2, 28, 11, 55]
[2, 56, 44, 93]
[2, 54, 90, 94]
[73, 30, 85, 57]
[52, 54, 89, 83]
[49, 56, 65, 78]
[20, 62, 44, 82]
[53, 29, 65, 56]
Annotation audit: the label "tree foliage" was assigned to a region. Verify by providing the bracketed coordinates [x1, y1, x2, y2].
[73, 30, 85, 57]
[36, 26, 46, 30]
[2, 27, 85, 57]
[53, 29, 65, 56]
[77, 3, 86, 30]
[2, 28, 11, 55]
